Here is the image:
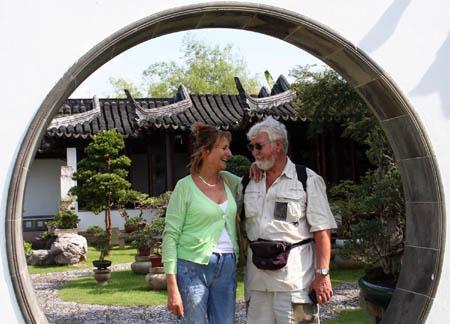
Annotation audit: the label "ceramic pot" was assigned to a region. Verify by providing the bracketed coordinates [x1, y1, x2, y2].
[92, 260, 112, 269]
[94, 268, 111, 286]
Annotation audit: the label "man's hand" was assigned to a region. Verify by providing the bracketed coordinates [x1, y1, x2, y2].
[312, 229, 333, 304]
[311, 273, 333, 304]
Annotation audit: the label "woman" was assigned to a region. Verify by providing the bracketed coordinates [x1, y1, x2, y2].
[162, 122, 242, 324]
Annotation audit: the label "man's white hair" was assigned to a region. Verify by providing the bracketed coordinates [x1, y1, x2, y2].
[247, 116, 289, 153]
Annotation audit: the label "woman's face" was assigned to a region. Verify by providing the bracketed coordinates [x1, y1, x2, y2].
[203, 136, 232, 171]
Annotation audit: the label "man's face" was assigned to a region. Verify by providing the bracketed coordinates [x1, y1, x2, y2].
[249, 132, 277, 171]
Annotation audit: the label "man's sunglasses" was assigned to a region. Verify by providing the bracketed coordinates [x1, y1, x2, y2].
[247, 142, 270, 151]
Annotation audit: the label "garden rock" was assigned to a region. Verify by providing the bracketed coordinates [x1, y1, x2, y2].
[27, 249, 55, 266]
[50, 233, 88, 265]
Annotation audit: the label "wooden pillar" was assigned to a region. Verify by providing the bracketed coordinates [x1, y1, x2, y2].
[164, 132, 170, 191]
[147, 142, 153, 196]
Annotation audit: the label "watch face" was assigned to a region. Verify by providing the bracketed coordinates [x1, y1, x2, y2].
[317, 268, 329, 275]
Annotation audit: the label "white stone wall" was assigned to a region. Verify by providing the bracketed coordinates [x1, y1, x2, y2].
[1, 1, 450, 323]
[23, 159, 65, 218]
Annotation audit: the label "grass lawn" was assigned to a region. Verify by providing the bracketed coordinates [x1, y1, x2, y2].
[326, 309, 370, 324]
[330, 260, 366, 285]
[28, 245, 136, 274]
[59, 268, 246, 306]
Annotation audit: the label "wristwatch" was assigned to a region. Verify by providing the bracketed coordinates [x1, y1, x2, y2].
[315, 268, 329, 276]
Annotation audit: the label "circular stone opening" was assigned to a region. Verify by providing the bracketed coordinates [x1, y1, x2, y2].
[6, 3, 443, 323]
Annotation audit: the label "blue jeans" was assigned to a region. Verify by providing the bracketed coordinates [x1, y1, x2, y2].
[177, 253, 237, 324]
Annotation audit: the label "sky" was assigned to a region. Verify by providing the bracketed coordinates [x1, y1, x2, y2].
[70, 28, 324, 98]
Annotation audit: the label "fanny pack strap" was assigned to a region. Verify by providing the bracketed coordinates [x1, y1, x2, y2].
[290, 238, 313, 249]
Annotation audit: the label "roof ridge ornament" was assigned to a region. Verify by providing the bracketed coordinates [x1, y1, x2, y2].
[125, 85, 193, 127]
[234, 75, 297, 112]
[47, 95, 101, 130]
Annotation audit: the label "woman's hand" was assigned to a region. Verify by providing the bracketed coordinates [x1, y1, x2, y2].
[166, 274, 184, 317]
[249, 162, 264, 182]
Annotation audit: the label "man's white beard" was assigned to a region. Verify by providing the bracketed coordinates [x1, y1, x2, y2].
[255, 155, 276, 171]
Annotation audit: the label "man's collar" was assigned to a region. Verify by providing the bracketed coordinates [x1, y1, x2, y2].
[280, 157, 296, 179]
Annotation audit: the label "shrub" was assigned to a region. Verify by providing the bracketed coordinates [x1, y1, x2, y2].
[86, 225, 104, 234]
[225, 155, 251, 177]
[50, 210, 80, 229]
[24, 241, 33, 256]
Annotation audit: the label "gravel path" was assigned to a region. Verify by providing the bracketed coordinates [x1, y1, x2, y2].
[31, 264, 360, 324]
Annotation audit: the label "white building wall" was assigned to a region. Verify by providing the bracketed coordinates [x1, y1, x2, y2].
[23, 159, 65, 217]
[78, 209, 158, 232]
[1, 1, 450, 323]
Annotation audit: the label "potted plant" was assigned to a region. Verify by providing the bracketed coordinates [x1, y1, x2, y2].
[130, 225, 153, 256]
[46, 197, 80, 236]
[124, 216, 146, 233]
[90, 228, 113, 286]
[90, 229, 112, 269]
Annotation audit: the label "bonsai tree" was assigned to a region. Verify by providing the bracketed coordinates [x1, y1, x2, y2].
[69, 129, 133, 250]
[46, 196, 80, 231]
[89, 228, 112, 262]
[291, 65, 405, 281]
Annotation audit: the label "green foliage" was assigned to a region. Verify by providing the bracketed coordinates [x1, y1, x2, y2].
[290, 65, 377, 142]
[124, 216, 145, 227]
[292, 65, 405, 280]
[129, 225, 153, 249]
[49, 210, 80, 229]
[334, 168, 405, 279]
[107, 77, 143, 98]
[86, 225, 104, 234]
[89, 229, 112, 261]
[146, 217, 165, 235]
[225, 155, 251, 177]
[70, 129, 135, 249]
[130, 218, 165, 250]
[108, 33, 261, 98]
[24, 241, 33, 256]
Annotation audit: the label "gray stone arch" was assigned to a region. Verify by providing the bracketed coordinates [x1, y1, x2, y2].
[6, 2, 443, 323]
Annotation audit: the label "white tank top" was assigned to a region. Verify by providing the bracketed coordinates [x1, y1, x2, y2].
[213, 200, 235, 253]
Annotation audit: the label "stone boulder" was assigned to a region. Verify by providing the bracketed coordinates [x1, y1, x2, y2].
[27, 249, 55, 266]
[50, 233, 88, 265]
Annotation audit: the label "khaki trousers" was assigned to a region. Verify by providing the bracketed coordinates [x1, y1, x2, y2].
[246, 291, 319, 324]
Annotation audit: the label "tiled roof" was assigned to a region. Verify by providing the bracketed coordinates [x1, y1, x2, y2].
[47, 75, 299, 139]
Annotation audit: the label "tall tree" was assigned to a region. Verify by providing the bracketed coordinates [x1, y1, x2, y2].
[108, 77, 143, 98]
[109, 34, 261, 98]
[69, 129, 133, 245]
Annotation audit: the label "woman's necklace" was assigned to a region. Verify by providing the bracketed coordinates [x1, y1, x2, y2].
[198, 174, 218, 187]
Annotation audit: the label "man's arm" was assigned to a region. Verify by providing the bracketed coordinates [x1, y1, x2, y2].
[311, 229, 333, 304]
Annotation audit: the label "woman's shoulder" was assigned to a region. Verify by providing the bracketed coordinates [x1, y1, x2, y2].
[174, 174, 194, 189]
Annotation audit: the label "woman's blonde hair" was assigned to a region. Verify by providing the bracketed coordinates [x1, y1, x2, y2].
[188, 122, 232, 174]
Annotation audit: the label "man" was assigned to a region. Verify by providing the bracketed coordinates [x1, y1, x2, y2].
[240, 116, 337, 324]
